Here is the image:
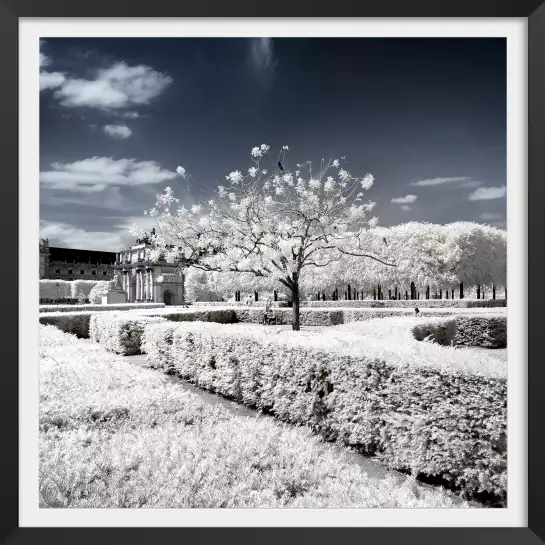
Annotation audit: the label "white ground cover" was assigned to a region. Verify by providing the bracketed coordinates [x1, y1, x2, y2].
[39, 324, 467, 508]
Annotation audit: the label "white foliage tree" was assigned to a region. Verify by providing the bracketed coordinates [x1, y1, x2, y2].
[132, 144, 394, 330]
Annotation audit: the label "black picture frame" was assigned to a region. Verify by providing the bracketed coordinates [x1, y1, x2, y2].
[2, 1, 542, 544]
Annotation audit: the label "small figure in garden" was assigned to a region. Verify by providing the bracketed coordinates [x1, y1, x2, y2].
[262, 297, 275, 325]
[414, 307, 420, 316]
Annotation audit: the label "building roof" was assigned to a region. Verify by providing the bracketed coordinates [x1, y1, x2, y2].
[48, 247, 116, 265]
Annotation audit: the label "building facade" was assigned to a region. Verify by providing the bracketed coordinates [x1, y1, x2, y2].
[115, 244, 185, 305]
[39, 239, 116, 280]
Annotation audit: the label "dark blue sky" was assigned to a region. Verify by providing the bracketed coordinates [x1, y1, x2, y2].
[39, 37, 506, 251]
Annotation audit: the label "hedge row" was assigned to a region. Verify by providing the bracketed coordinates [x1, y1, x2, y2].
[39, 311, 92, 338]
[39, 303, 165, 313]
[193, 299, 507, 309]
[142, 321, 507, 502]
[89, 313, 167, 355]
[301, 299, 506, 308]
[39, 298, 89, 306]
[39, 279, 105, 300]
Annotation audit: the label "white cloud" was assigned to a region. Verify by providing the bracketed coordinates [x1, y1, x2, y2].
[39, 40, 67, 91]
[120, 111, 140, 119]
[391, 195, 417, 204]
[468, 186, 507, 201]
[40, 156, 177, 193]
[40, 52, 49, 68]
[249, 38, 277, 74]
[410, 176, 471, 187]
[53, 62, 172, 110]
[400, 205, 412, 211]
[39, 220, 130, 252]
[40, 71, 66, 90]
[103, 124, 133, 139]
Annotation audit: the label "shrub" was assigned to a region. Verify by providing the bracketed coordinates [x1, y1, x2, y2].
[301, 299, 506, 309]
[143, 321, 507, 502]
[70, 280, 106, 299]
[39, 280, 71, 300]
[162, 309, 237, 324]
[411, 319, 457, 346]
[454, 316, 507, 348]
[39, 303, 165, 313]
[39, 311, 92, 338]
[409, 315, 507, 348]
[88, 281, 110, 304]
[90, 313, 167, 355]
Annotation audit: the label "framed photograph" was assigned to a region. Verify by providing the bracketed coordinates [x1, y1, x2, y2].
[3, 1, 543, 544]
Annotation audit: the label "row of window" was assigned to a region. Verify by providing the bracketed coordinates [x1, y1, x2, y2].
[54, 269, 108, 276]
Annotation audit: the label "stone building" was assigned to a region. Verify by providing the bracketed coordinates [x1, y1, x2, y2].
[39, 239, 116, 280]
[115, 244, 185, 305]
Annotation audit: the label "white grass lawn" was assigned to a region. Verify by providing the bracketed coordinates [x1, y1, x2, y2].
[40, 324, 469, 509]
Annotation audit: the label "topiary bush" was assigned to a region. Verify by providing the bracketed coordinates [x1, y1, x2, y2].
[90, 313, 167, 355]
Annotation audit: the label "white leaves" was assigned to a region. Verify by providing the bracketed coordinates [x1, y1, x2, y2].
[282, 145, 289, 150]
[309, 178, 321, 190]
[332, 159, 340, 168]
[228, 171, 243, 185]
[191, 204, 202, 215]
[176, 166, 186, 178]
[324, 177, 335, 193]
[251, 147, 263, 158]
[248, 167, 258, 178]
[338, 169, 351, 183]
[360, 174, 374, 190]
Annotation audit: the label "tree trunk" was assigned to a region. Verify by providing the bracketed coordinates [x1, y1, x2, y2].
[477, 285, 481, 300]
[291, 282, 301, 331]
[460, 282, 464, 299]
[410, 281, 416, 300]
[388, 289, 392, 300]
[348, 285, 352, 300]
[405, 291, 408, 300]
[322, 292, 326, 301]
[373, 289, 376, 301]
[274, 290, 278, 301]
[254, 291, 258, 302]
[493, 286, 496, 300]
[439, 289, 442, 299]
[451, 289, 454, 299]
[426, 285, 430, 299]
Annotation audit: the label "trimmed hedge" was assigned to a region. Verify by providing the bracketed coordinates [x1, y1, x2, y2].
[39, 303, 165, 313]
[162, 309, 237, 324]
[39, 280, 72, 300]
[234, 308, 343, 326]
[142, 321, 507, 502]
[410, 316, 507, 349]
[39, 311, 92, 338]
[90, 313, 167, 355]
[455, 316, 507, 348]
[411, 319, 457, 346]
[192, 299, 506, 309]
[301, 299, 506, 308]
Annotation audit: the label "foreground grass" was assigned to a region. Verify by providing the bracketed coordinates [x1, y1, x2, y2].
[40, 325, 468, 508]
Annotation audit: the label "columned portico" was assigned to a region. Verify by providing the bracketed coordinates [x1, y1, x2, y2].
[115, 244, 185, 305]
